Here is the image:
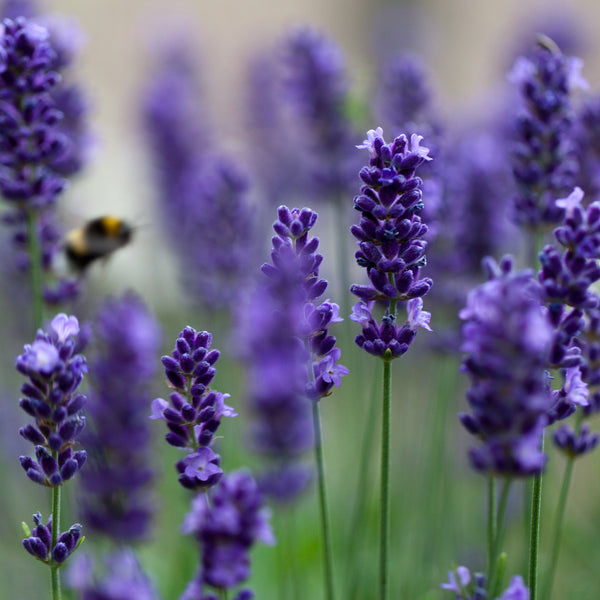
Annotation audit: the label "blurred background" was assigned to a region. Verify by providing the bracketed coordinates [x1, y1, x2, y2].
[2, 0, 600, 599]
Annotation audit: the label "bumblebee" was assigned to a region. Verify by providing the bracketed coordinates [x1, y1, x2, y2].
[64, 216, 133, 271]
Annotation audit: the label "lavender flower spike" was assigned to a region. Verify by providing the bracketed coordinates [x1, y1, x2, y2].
[509, 35, 586, 227]
[16, 312, 88, 487]
[441, 566, 529, 600]
[350, 128, 433, 358]
[151, 326, 235, 490]
[181, 470, 274, 597]
[459, 256, 554, 476]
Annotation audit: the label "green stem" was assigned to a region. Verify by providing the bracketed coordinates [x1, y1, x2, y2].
[543, 456, 575, 600]
[50, 482, 62, 600]
[380, 357, 392, 600]
[312, 401, 335, 600]
[528, 435, 545, 600]
[347, 361, 381, 600]
[489, 478, 512, 596]
[26, 207, 44, 330]
[487, 476, 497, 581]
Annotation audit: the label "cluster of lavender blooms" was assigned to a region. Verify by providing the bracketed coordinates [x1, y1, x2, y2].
[22, 513, 82, 565]
[0, 9, 90, 305]
[142, 44, 255, 314]
[152, 326, 273, 599]
[349, 128, 433, 358]
[458, 257, 556, 476]
[536, 187, 600, 457]
[151, 327, 236, 490]
[181, 471, 274, 600]
[79, 293, 161, 543]
[16, 313, 87, 564]
[240, 206, 348, 501]
[509, 35, 586, 228]
[441, 566, 529, 600]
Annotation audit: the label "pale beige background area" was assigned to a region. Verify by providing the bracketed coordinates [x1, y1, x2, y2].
[41, 0, 600, 304]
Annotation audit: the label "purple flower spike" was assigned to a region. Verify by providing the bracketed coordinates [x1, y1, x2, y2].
[459, 257, 554, 477]
[16, 313, 87, 487]
[153, 326, 233, 491]
[78, 293, 160, 543]
[510, 36, 584, 227]
[182, 470, 273, 594]
[350, 128, 433, 360]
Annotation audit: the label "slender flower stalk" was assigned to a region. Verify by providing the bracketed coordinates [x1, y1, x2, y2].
[350, 128, 433, 600]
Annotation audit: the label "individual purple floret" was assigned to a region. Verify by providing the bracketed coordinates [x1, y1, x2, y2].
[350, 127, 433, 358]
[22, 512, 82, 565]
[441, 566, 529, 600]
[553, 423, 599, 458]
[181, 470, 274, 596]
[151, 327, 235, 490]
[509, 35, 586, 228]
[79, 293, 161, 543]
[16, 312, 88, 486]
[459, 256, 554, 476]
[279, 25, 360, 201]
[66, 549, 159, 600]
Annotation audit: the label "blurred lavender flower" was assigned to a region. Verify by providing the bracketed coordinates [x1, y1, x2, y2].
[79, 293, 161, 543]
[459, 257, 554, 476]
[350, 128, 433, 358]
[16, 313, 87, 487]
[67, 549, 159, 600]
[0, 0, 36, 19]
[142, 44, 255, 313]
[279, 25, 361, 203]
[441, 566, 529, 600]
[575, 95, 600, 203]
[509, 35, 586, 228]
[426, 124, 518, 350]
[151, 326, 235, 491]
[0, 17, 66, 208]
[0, 13, 91, 306]
[181, 470, 274, 597]
[240, 206, 348, 502]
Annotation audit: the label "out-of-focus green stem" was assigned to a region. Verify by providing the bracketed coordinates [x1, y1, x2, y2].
[487, 476, 497, 581]
[380, 357, 392, 600]
[489, 478, 512, 597]
[312, 401, 335, 600]
[544, 456, 575, 600]
[528, 436, 544, 600]
[50, 482, 61, 600]
[26, 207, 43, 330]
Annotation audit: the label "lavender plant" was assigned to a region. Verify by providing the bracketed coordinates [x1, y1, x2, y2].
[17, 313, 87, 598]
[241, 205, 348, 599]
[350, 127, 433, 600]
